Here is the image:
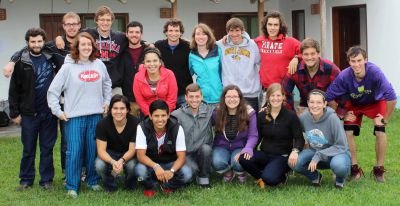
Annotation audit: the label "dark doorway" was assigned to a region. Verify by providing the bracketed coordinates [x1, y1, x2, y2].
[332, 5, 367, 70]
[292, 10, 305, 41]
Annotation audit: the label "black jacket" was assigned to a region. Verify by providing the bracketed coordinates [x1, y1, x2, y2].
[119, 42, 149, 102]
[140, 116, 180, 163]
[155, 39, 193, 96]
[83, 28, 128, 88]
[258, 108, 304, 155]
[8, 48, 63, 118]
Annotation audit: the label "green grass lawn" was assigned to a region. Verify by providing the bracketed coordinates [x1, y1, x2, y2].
[1, 111, 399, 206]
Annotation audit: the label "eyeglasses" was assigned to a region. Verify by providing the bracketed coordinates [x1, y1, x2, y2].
[225, 95, 239, 99]
[63, 23, 80, 27]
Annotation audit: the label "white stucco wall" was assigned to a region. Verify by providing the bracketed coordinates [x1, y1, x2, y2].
[0, 0, 280, 100]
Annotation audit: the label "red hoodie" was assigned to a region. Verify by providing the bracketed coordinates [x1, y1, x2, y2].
[254, 34, 301, 88]
[133, 64, 178, 116]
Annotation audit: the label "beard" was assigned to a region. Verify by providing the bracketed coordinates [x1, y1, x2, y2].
[128, 38, 141, 46]
[29, 47, 43, 56]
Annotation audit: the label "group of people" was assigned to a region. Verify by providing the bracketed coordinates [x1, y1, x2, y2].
[4, 5, 397, 199]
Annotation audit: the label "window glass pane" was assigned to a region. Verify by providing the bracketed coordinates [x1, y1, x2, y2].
[250, 16, 259, 38]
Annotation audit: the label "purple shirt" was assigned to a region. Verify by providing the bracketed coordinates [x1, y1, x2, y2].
[212, 108, 258, 156]
[326, 62, 396, 106]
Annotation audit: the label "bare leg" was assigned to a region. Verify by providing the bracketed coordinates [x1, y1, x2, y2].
[345, 130, 357, 165]
[375, 131, 387, 166]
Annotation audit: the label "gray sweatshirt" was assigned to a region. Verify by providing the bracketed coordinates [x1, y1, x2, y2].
[216, 31, 261, 97]
[299, 107, 349, 163]
[171, 103, 214, 154]
[47, 55, 112, 118]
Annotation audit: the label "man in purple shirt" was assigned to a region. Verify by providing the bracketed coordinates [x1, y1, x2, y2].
[326, 46, 397, 183]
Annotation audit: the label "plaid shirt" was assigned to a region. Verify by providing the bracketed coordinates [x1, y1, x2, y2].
[282, 58, 340, 110]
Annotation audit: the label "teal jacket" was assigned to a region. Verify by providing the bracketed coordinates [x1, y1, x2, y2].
[188, 45, 223, 104]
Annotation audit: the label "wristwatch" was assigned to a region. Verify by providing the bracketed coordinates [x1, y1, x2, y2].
[292, 148, 300, 153]
[170, 168, 175, 174]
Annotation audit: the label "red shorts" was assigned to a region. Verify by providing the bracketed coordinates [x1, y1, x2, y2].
[343, 100, 386, 127]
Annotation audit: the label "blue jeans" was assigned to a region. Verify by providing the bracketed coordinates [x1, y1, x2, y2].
[95, 150, 136, 191]
[19, 113, 58, 186]
[239, 151, 289, 186]
[212, 146, 244, 174]
[135, 162, 192, 190]
[186, 144, 213, 185]
[64, 114, 101, 191]
[291, 149, 350, 184]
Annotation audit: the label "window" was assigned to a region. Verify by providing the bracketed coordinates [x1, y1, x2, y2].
[292, 10, 305, 41]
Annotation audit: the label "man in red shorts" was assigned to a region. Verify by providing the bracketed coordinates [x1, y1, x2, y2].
[326, 46, 397, 183]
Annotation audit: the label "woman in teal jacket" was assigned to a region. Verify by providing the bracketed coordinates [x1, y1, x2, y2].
[189, 23, 223, 104]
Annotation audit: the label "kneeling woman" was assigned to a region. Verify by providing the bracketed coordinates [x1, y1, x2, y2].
[239, 83, 304, 188]
[47, 32, 112, 198]
[291, 89, 350, 189]
[95, 95, 139, 192]
[212, 85, 258, 183]
[133, 47, 178, 117]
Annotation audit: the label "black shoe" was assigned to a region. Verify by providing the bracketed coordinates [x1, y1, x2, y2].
[16, 184, 32, 191]
[199, 184, 212, 189]
[41, 182, 53, 190]
[311, 173, 323, 187]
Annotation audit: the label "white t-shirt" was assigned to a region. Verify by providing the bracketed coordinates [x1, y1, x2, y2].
[135, 124, 186, 152]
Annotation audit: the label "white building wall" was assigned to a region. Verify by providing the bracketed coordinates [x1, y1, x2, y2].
[0, 0, 280, 100]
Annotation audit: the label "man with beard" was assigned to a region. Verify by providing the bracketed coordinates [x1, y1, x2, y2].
[9, 28, 62, 191]
[119, 21, 149, 117]
[3, 12, 81, 178]
[3, 12, 80, 76]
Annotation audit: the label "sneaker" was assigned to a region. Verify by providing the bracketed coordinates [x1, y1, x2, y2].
[256, 178, 265, 189]
[335, 182, 344, 190]
[16, 184, 32, 191]
[372, 166, 386, 183]
[143, 190, 156, 197]
[160, 184, 173, 195]
[67, 190, 78, 199]
[350, 164, 364, 181]
[88, 184, 103, 191]
[311, 173, 323, 187]
[223, 170, 235, 182]
[40, 182, 53, 190]
[237, 173, 247, 183]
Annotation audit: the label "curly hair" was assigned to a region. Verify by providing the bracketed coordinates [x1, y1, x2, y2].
[25, 27, 46, 42]
[163, 18, 184, 34]
[261, 11, 288, 38]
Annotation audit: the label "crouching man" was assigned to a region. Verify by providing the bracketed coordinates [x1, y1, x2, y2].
[172, 83, 214, 188]
[95, 95, 139, 192]
[135, 100, 192, 197]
